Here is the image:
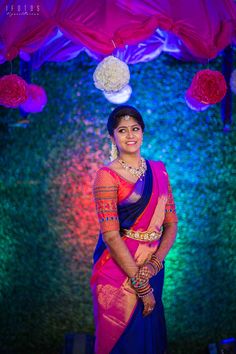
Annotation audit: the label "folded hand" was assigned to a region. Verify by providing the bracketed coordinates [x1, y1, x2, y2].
[141, 291, 156, 317]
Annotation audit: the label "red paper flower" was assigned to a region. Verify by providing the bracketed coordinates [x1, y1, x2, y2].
[20, 84, 47, 113]
[187, 69, 227, 105]
[0, 74, 28, 108]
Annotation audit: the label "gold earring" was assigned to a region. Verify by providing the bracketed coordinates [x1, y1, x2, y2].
[110, 143, 118, 161]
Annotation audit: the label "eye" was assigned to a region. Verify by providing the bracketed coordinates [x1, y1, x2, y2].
[133, 127, 140, 131]
[118, 128, 126, 133]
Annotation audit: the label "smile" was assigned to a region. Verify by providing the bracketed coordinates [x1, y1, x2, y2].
[126, 141, 137, 145]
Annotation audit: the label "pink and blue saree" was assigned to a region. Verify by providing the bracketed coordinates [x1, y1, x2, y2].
[91, 160, 177, 354]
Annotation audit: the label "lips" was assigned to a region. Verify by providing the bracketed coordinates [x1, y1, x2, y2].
[126, 141, 137, 145]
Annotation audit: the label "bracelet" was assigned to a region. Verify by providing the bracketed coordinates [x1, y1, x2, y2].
[135, 281, 151, 295]
[147, 262, 158, 275]
[149, 254, 163, 273]
[130, 274, 153, 298]
[138, 264, 153, 280]
[130, 274, 149, 289]
[130, 255, 163, 297]
[138, 287, 154, 298]
[130, 271, 151, 294]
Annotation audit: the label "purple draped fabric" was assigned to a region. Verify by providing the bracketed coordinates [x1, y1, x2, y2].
[0, 0, 236, 67]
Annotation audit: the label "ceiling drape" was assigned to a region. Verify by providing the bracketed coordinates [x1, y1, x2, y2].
[0, 0, 235, 68]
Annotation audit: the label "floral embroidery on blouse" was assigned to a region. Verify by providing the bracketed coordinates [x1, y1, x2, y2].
[93, 169, 120, 233]
[163, 180, 178, 224]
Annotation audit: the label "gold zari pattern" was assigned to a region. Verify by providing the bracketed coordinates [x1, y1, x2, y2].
[121, 228, 162, 242]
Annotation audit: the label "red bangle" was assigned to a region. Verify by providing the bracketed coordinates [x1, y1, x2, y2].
[150, 254, 163, 272]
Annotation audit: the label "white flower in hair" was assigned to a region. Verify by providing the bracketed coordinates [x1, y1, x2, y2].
[93, 56, 130, 93]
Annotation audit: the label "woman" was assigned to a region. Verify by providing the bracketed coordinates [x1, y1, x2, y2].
[90, 105, 178, 354]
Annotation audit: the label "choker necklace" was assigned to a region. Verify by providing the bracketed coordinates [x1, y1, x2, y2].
[118, 157, 147, 180]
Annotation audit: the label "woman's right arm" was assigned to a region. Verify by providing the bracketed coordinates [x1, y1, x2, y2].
[93, 168, 155, 315]
[93, 168, 138, 277]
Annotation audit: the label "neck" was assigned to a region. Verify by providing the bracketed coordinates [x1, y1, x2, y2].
[118, 152, 142, 167]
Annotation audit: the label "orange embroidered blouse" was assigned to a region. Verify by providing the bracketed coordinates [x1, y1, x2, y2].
[93, 166, 177, 234]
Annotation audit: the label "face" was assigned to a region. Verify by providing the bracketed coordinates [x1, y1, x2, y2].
[111, 116, 143, 155]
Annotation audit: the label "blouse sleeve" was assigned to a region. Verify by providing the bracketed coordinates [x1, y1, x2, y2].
[163, 177, 178, 224]
[93, 168, 120, 234]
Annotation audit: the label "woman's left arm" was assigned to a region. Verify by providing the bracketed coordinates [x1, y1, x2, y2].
[136, 170, 178, 278]
[155, 173, 178, 261]
[154, 222, 178, 262]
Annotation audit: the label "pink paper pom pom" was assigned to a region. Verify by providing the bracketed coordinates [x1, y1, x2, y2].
[0, 74, 28, 108]
[20, 84, 47, 113]
[188, 69, 227, 105]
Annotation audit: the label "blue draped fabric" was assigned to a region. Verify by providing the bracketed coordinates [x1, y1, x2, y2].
[111, 265, 167, 354]
[117, 160, 153, 229]
[93, 160, 153, 264]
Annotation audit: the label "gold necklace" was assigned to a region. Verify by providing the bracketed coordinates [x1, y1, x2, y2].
[118, 157, 147, 180]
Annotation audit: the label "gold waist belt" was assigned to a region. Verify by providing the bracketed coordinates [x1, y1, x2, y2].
[121, 228, 162, 242]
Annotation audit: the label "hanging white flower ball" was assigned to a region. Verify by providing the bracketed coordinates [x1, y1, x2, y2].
[103, 84, 132, 104]
[93, 56, 130, 93]
[230, 69, 236, 94]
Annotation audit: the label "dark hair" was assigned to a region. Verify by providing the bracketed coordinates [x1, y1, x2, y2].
[107, 105, 145, 136]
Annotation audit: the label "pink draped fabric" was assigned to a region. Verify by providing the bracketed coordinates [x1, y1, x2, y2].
[0, 0, 235, 66]
[91, 160, 169, 354]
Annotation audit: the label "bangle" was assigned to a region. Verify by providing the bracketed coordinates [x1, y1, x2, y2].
[138, 264, 153, 280]
[130, 274, 149, 289]
[145, 262, 157, 276]
[138, 287, 154, 298]
[130, 270, 153, 297]
[130, 275, 153, 298]
[149, 254, 163, 272]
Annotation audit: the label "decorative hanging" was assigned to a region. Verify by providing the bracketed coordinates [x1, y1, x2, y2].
[185, 92, 210, 112]
[0, 74, 28, 108]
[230, 69, 236, 94]
[93, 56, 130, 93]
[20, 84, 47, 113]
[187, 69, 227, 105]
[103, 84, 132, 103]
